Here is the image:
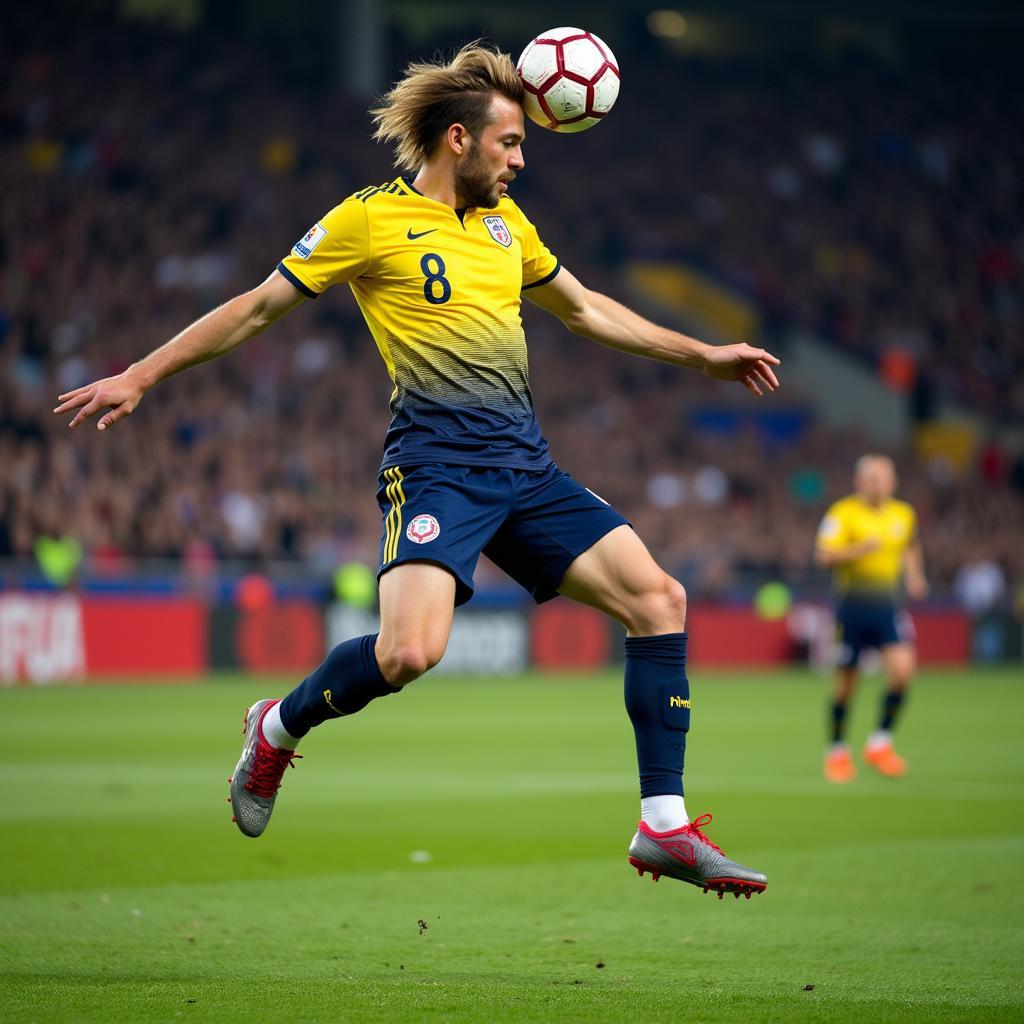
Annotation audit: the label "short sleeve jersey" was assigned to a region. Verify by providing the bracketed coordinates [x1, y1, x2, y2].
[816, 495, 918, 594]
[277, 176, 561, 470]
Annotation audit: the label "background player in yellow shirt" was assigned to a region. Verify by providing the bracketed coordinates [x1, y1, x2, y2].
[815, 455, 929, 782]
[55, 44, 781, 899]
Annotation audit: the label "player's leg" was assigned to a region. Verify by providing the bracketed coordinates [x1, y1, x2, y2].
[230, 564, 456, 838]
[557, 524, 689, 825]
[274, 561, 456, 741]
[558, 525, 767, 898]
[229, 463, 499, 837]
[825, 665, 859, 782]
[825, 599, 862, 783]
[863, 634, 914, 777]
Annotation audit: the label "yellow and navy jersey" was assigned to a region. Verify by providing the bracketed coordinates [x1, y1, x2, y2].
[816, 495, 918, 594]
[277, 176, 561, 470]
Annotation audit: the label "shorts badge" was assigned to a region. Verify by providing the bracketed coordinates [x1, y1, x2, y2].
[483, 215, 512, 248]
[407, 514, 441, 544]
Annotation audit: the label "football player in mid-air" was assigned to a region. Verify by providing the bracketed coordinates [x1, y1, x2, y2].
[55, 44, 780, 898]
[816, 455, 928, 783]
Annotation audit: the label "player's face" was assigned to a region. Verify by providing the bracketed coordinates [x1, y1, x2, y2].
[455, 93, 525, 208]
[856, 458, 896, 501]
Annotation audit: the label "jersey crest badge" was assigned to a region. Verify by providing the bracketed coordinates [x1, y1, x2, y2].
[293, 223, 327, 260]
[483, 215, 512, 248]
[407, 514, 441, 545]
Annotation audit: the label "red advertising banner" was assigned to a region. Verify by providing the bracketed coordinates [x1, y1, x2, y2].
[0, 594, 85, 684]
[688, 606, 796, 666]
[81, 599, 206, 678]
[234, 602, 324, 672]
[531, 599, 611, 670]
[0, 592, 975, 685]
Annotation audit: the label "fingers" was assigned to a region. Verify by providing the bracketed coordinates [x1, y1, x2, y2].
[53, 390, 95, 416]
[68, 397, 103, 430]
[753, 361, 780, 390]
[741, 373, 763, 397]
[742, 346, 781, 367]
[56, 383, 97, 403]
[97, 403, 134, 431]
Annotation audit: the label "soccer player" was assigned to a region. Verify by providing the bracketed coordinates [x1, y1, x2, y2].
[815, 455, 928, 783]
[55, 44, 780, 898]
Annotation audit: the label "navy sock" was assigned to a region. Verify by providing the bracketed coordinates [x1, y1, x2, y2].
[624, 633, 689, 798]
[879, 688, 906, 732]
[830, 700, 848, 744]
[279, 633, 395, 739]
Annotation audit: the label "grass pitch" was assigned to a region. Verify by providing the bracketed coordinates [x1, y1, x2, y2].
[1, 667, 1022, 1023]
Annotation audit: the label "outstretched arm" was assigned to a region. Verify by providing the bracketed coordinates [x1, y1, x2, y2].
[54, 269, 307, 430]
[525, 266, 780, 397]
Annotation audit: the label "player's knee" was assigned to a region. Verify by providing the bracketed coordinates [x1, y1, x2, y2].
[377, 641, 443, 686]
[627, 574, 687, 635]
[661, 576, 687, 629]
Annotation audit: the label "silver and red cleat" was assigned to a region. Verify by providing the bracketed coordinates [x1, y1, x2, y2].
[628, 813, 767, 899]
[228, 699, 301, 838]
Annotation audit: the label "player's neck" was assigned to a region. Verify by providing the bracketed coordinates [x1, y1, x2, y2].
[410, 165, 463, 210]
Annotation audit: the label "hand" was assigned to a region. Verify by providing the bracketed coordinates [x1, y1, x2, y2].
[702, 344, 781, 397]
[53, 370, 147, 430]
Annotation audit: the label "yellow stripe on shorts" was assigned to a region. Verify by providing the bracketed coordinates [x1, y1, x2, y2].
[383, 467, 406, 564]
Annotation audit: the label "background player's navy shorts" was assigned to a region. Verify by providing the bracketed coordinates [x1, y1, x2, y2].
[375, 463, 629, 606]
[835, 594, 915, 668]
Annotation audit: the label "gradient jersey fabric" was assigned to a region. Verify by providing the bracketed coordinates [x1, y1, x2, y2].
[277, 176, 561, 470]
[816, 495, 917, 594]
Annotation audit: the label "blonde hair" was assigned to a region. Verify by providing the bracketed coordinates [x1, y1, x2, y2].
[370, 42, 524, 172]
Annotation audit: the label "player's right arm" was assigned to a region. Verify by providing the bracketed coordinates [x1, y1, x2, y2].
[814, 505, 879, 568]
[54, 270, 307, 431]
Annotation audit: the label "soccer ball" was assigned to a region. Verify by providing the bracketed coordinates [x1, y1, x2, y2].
[516, 28, 620, 133]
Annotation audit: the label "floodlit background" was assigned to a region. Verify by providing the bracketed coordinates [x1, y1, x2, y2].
[0, 3, 1022, 1022]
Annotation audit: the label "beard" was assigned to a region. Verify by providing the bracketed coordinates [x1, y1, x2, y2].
[454, 144, 500, 209]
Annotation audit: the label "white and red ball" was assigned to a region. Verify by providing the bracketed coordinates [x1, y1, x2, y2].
[516, 28, 620, 133]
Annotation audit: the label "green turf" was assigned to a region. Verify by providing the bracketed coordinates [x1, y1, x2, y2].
[1, 667, 1022, 1023]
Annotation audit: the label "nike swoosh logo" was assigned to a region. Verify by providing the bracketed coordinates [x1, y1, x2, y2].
[407, 228, 437, 240]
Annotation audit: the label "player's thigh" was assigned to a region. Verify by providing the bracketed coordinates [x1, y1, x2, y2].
[377, 561, 457, 678]
[558, 524, 686, 635]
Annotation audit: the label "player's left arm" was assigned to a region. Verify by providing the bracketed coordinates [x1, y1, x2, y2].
[525, 266, 780, 396]
[903, 537, 929, 601]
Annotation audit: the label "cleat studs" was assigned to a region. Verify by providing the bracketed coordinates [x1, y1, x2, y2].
[718, 891, 725, 900]
[745, 892, 752, 899]
[734, 892, 740, 900]
[636, 867, 644, 877]
[652, 873, 660, 882]
[231, 816, 236, 822]
[703, 886, 709, 894]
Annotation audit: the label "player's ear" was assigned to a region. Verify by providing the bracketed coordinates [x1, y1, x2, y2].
[446, 122, 470, 156]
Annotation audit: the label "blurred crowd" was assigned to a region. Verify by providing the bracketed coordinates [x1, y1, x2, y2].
[1, 9, 1022, 606]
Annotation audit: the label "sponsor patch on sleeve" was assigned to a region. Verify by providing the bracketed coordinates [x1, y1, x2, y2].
[293, 223, 328, 260]
[817, 515, 840, 540]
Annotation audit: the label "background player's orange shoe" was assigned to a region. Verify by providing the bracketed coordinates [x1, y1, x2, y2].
[863, 739, 907, 777]
[824, 747, 856, 783]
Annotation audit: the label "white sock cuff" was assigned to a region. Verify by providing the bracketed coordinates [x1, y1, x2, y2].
[261, 700, 301, 750]
[640, 794, 689, 833]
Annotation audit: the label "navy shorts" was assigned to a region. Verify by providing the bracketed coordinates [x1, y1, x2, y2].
[375, 463, 629, 606]
[835, 595, 915, 668]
